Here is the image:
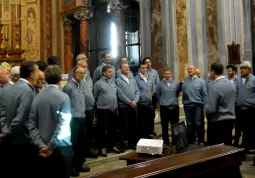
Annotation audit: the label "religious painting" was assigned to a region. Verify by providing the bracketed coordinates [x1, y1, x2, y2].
[205, 0, 219, 68]
[176, 0, 188, 78]
[26, 7, 36, 46]
[150, 0, 162, 70]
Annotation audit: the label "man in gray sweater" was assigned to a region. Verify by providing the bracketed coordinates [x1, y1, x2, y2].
[82, 61, 96, 157]
[0, 61, 39, 177]
[156, 67, 181, 146]
[63, 66, 90, 176]
[93, 66, 120, 156]
[93, 52, 116, 83]
[205, 63, 235, 145]
[68, 53, 90, 80]
[116, 63, 140, 150]
[28, 65, 72, 178]
[116, 57, 134, 79]
[135, 63, 155, 139]
[143, 57, 160, 136]
[182, 64, 208, 144]
[235, 61, 255, 152]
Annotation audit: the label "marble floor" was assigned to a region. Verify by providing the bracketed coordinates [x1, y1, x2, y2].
[76, 101, 255, 177]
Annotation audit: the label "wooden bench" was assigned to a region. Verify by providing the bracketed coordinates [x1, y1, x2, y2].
[86, 144, 245, 178]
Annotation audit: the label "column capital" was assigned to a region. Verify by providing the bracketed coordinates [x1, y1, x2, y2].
[100, 0, 128, 12]
[74, 9, 93, 21]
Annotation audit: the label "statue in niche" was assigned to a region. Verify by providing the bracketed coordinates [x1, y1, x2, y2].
[4, 0, 9, 18]
[205, 5, 219, 67]
[25, 8, 36, 46]
[150, 0, 162, 69]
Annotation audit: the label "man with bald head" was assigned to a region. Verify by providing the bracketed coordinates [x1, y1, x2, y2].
[34, 70, 45, 94]
[69, 53, 90, 80]
[182, 64, 208, 145]
[195, 69, 201, 78]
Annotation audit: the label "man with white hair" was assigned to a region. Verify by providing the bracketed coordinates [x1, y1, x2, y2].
[9, 66, 20, 84]
[68, 53, 90, 80]
[235, 61, 255, 152]
[93, 52, 116, 83]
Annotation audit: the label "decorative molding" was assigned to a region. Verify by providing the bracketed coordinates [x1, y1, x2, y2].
[100, 0, 128, 13]
[74, 9, 93, 21]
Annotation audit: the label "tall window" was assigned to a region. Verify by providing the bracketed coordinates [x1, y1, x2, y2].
[110, 22, 118, 58]
[125, 30, 140, 66]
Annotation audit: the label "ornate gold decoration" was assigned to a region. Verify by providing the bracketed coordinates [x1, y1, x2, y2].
[74, 9, 93, 21]
[14, 24, 20, 50]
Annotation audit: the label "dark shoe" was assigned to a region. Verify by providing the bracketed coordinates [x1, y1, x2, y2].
[233, 140, 239, 147]
[112, 147, 120, 154]
[78, 165, 91, 172]
[151, 131, 157, 136]
[148, 134, 155, 139]
[71, 168, 80, 177]
[100, 148, 108, 157]
[119, 147, 126, 153]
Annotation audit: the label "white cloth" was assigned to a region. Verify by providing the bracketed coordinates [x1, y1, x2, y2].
[163, 79, 171, 86]
[139, 73, 148, 83]
[121, 74, 129, 84]
[242, 74, 251, 84]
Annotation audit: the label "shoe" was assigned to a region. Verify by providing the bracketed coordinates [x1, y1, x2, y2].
[71, 168, 80, 177]
[119, 147, 126, 153]
[112, 147, 120, 154]
[78, 165, 91, 172]
[148, 134, 155, 139]
[151, 131, 157, 136]
[233, 140, 239, 147]
[100, 148, 108, 157]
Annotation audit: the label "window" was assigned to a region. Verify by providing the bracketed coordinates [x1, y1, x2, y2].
[110, 22, 118, 58]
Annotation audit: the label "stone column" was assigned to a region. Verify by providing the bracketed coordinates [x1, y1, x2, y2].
[74, 9, 93, 57]
[63, 17, 73, 73]
[114, 9, 126, 60]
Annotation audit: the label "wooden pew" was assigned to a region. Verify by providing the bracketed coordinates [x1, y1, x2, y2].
[86, 144, 245, 178]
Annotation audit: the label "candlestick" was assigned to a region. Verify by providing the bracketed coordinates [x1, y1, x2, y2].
[14, 24, 20, 50]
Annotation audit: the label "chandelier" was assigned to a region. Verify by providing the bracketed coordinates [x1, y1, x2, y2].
[100, 0, 128, 13]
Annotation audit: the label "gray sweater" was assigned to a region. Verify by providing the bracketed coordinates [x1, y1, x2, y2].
[0, 82, 13, 131]
[205, 77, 236, 122]
[84, 75, 95, 111]
[182, 76, 208, 106]
[116, 75, 140, 106]
[134, 73, 154, 104]
[156, 79, 181, 107]
[1, 79, 36, 144]
[93, 64, 116, 83]
[28, 85, 72, 150]
[93, 77, 117, 112]
[148, 68, 160, 86]
[63, 79, 86, 118]
[236, 75, 255, 110]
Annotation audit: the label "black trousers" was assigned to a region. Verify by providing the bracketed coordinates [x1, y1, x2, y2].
[137, 104, 153, 139]
[70, 117, 86, 170]
[233, 106, 242, 144]
[85, 109, 94, 154]
[240, 107, 255, 150]
[38, 146, 73, 178]
[160, 106, 179, 145]
[118, 106, 138, 148]
[1, 144, 40, 178]
[184, 104, 204, 143]
[96, 109, 116, 150]
[151, 95, 157, 132]
[207, 120, 234, 146]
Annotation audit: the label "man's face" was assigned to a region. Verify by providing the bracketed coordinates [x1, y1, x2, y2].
[79, 54, 88, 62]
[105, 53, 112, 65]
[79, 63, 88, 74]
[36, 71, 45, 88]
[163, 70, 171, 81]
[144, 59, 151, 69]
[240, 67, 251, 77]
[195, 69, 201, 78]
[30, 65, 39, 86]
[13, 73, 20, 82]
[121, 58, 128, 63]
[104, 68, 113, 79]
[0, 69, 10, 85]
[187, 65, 196, 77]
[121, 64, 130, 75]
[74, 67, 85, 82]
[139, 64, 148, 75]
[227, 68, 236, 78]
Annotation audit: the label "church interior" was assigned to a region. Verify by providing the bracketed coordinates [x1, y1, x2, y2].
[1, 0, 255, 177]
